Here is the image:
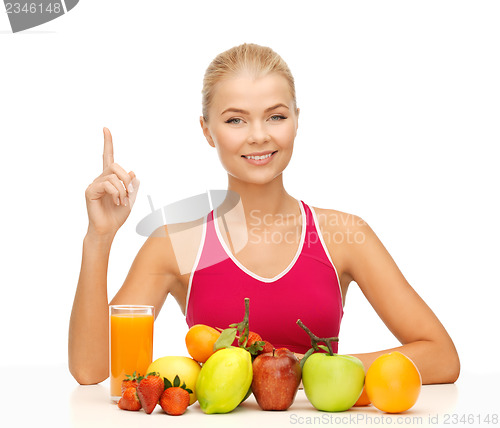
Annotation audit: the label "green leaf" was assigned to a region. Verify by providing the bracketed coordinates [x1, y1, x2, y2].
[213, 327, 237, 351]
[300, 347, 315, 369]
[163, 377, 172, 390]
[246, 340, 265, 355]
[230, 321, 246, 335]
[176, 379, 193, 394]
[124, 371, 138, 381]
[173, 375, 180, 388]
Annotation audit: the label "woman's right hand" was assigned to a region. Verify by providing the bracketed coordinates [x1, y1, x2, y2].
[84, 127, 140, 237]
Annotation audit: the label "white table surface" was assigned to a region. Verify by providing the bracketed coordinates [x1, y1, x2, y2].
[3, 365, 498, 428]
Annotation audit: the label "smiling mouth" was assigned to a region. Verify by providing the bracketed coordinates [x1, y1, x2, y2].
[241, 151, 278, 160]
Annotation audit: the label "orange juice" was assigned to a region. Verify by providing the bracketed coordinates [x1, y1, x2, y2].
[109, 308, 154, 400]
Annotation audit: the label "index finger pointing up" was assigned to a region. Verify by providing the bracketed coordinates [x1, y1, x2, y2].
[103, 127, 114, 171]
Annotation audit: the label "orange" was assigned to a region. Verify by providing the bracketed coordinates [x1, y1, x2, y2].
[185, 324, 221, 363]
[353, 385, 371, 406]
[365, 351, 422, 413]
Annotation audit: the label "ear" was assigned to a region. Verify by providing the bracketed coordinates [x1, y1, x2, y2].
[295, 107, 300, 133]
[200, 116, 215, 148]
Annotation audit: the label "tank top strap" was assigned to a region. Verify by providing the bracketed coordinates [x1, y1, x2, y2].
[194, 210, 228, 271]
[299, 200, 339, 270]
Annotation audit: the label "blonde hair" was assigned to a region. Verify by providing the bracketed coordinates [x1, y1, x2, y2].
[201, 43, 297, 121]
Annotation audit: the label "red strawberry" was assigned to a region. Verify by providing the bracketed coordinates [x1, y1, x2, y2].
[121, 379, 137, 395]
[247, 331, 262, 346]
[118, 387, 141, 411]
[136, 372, 164, 414]
[121, 371, 141, 395]
[261, 340, 274, 354]
[160, 387, 190, 416]
[244, 331, 269, 355]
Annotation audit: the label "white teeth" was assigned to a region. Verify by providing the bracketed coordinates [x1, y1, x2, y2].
[245, 153, 273, 160]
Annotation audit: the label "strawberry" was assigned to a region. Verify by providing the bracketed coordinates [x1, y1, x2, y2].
[136, 372, 164, 414]
[261, 340, 274, 354]
[242, 331, 267, 355]
[247, 331, 262, 346]
[160, 375, 193, 416]
[118, 387, 141, 411]
[160, 387, 190, 416]
[121, 379, 138, 395]
[121, 371, 142, 395]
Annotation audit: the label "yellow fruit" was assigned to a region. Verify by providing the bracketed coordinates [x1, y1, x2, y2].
[365, 351, 422, 413]
[147, 356, 201, 405]
[196, 347, 253, 414]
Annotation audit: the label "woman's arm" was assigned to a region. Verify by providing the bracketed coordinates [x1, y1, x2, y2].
[68, 230, 115, 385]
[68, 225, 180, 385]
[343, 217, 460, 384]
[69, 128, 183, 385]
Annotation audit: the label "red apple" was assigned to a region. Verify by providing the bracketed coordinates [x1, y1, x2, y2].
[251, 348, 302, 410]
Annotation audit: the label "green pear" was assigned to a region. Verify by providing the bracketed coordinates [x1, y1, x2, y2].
[196, 346, 253, 414]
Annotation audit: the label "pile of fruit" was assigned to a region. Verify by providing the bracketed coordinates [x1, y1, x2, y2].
[116, 298, 422, 415]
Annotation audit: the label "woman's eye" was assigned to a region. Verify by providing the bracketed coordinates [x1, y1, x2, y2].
[270, 115, 287, 121]
[226, 118, 242, 124]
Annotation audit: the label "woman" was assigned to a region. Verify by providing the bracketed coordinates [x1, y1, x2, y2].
[68, 43, 460, 386]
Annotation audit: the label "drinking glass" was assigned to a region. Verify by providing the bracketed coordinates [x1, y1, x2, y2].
[109, 305, 154, 402]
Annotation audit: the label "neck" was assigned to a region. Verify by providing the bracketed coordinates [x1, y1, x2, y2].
[219, 173, 298, 221]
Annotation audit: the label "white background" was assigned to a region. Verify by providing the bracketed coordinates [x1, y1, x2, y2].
[0, 0, 498, 381]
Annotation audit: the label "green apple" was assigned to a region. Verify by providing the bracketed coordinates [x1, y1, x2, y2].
[302, 353, 365, 412]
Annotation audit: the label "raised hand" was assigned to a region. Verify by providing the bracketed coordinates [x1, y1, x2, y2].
[84, 127, 140, 237]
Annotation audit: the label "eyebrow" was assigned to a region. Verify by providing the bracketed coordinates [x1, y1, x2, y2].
[220, 103, 289, 116]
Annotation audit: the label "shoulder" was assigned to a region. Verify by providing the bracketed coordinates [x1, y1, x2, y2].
[311, 205, 394, 276]
[310, 205, 369, 238]
[148, 216, 205, 242]
[144, 216, 206, 277]
[309, 205, 375, 276]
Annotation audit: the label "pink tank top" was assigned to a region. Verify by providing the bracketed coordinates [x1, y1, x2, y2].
[185, 200, 344, 354]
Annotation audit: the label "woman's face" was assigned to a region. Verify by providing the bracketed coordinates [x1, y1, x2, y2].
[200, 73, 299, 185]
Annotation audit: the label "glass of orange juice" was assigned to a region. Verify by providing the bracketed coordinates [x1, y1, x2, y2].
[109, 305, 154, 402]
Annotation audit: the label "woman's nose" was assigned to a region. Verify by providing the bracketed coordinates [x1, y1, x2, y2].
[247, 122, 270, 144]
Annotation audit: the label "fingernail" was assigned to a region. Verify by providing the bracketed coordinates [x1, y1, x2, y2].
[124, 197, 129, 206]
[127, 182, 134, 193]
